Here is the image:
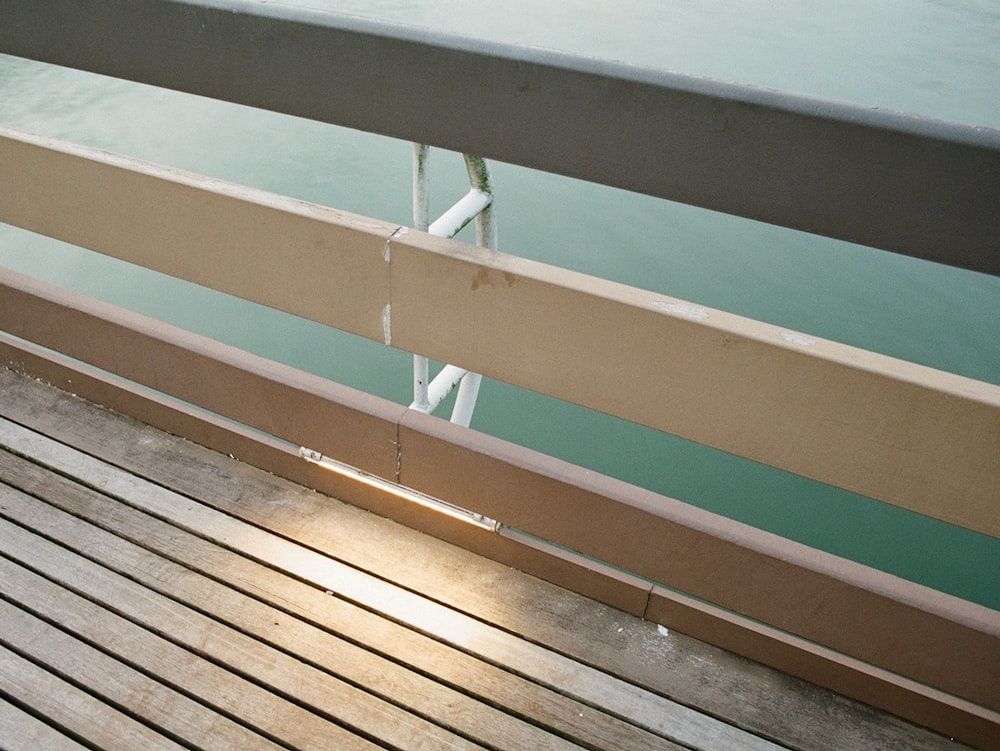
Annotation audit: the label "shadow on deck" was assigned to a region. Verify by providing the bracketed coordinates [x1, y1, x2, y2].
[0, 368, 968, 750]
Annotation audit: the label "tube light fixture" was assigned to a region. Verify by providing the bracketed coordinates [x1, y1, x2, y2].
[299, 446, 502, 532]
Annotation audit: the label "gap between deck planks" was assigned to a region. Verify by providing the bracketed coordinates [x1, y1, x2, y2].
[0, 455, 673, 751]
[0, 367, 970, 751]
[0, 378, 766, 751]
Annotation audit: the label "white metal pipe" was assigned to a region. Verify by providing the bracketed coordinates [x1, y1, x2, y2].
[463, 154, 497, 250]
[426, 364, 468, 411]
[412, 354, 430, 411]
[476, 201, 498, 250]
[409, 364, 467, 413]
[450, 372, 482, 427]
[449, 155, 493, 426]
[411, 144, 430, 409]
[408, 149, 492, 427]
[412, 143, 430, 231]
[428, 188, 492, 239]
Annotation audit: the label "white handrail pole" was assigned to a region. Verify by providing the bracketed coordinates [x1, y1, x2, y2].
[407, 148, 494, 426]
[450, 373, 482, 427]
[412, 143, 430, 231]
[464, 154, 497, 250]
[412, 143, 431, 410]
[412, 355, 430, 411]
[410, 364, 468, 413]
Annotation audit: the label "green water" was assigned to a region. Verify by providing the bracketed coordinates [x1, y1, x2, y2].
[0, 0, 998, 608]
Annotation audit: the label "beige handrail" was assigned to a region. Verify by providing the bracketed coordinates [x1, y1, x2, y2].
[2, 125, 997, 537]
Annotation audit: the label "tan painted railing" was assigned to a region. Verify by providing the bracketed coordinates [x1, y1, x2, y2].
[3, 124, 999, 745]
[3, 126, 997, 536]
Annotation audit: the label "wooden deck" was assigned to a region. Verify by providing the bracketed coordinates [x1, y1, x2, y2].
[0, 367, 970, 751]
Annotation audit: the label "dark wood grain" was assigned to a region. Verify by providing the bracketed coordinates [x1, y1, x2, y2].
[0, 366, 976, 751]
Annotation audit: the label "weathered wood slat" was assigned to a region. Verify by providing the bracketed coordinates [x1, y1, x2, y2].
[0, 644, 187, 751]
[0, 370, 981, 751]
[0, 453, 693, 751]
[0, 697, 90, 751]
[0, 459, 744, 751]
[0, 476, 677, 751]
[0, 417, 790, 751]
[0, 518, 487, 751]
[0, 599, 289, 751]
[0, 558, 382, 751]
[2, 340, 997, 734]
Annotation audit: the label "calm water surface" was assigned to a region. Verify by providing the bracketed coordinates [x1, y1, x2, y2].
[1, 0, 998, 606]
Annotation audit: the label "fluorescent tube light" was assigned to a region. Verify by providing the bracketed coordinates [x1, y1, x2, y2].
[299, 446, 502, 532]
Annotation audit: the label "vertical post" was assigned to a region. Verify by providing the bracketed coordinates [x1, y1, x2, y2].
[450, 154, 494, 426]
[407, 148, 494, 426]
[412, 144, 431, 411]
[463, 154, 497, 250]
[450, 371, 482, 428]
[412, 144, 430, 232]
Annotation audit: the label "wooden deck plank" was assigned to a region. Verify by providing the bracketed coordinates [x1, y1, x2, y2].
[0, 547, 383, 751]
[0, 516, 487, 751]
[0, 413, 778, 751]
[0, 697, 91, 751]
[0, 598, 290, 751]
[0, 473, 663, 751]
[0, 643, 187, 751]
[0, 368, 974, 751]
[0, 449, 684, 751]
